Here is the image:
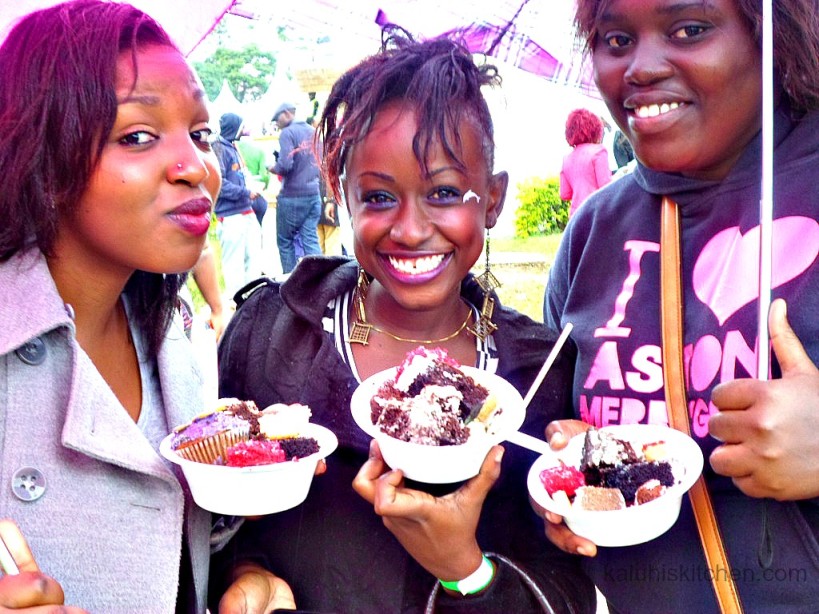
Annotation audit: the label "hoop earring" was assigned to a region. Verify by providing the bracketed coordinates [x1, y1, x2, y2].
[468, 230, 500, 341]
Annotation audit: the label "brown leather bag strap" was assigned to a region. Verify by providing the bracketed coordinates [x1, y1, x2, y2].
[660, 196, 744, 614]
[660, 197, 690, 432]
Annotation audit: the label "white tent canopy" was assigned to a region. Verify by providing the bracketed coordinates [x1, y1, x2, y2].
[210, 78, 242, 127]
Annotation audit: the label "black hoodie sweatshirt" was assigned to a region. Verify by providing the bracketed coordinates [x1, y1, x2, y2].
[545, 103, 819, 612]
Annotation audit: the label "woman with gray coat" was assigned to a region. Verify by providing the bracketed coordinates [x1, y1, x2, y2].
[0, 1, 221, 611]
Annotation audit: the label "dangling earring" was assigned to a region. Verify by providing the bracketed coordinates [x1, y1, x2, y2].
[348, 268, 373, 345]
[468, 230, 500, 341]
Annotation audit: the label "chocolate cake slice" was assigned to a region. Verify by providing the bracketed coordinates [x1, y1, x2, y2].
[369, 346, 494, 446]
[579, 428, 638, 485]
[603, 461, 675, 505]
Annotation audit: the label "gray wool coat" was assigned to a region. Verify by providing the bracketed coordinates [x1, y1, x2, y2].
[0, 249, 211, 613]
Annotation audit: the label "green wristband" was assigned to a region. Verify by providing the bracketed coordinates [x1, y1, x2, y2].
[439, 554, 495, 595]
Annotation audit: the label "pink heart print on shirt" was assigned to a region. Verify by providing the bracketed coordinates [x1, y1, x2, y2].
[693, 216, 819, 325]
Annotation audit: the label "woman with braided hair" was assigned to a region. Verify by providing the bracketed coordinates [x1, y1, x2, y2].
[211, 29, 596, 614]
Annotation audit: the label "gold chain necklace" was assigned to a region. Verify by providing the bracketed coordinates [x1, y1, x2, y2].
[348, 269, 474, 346]
[369, 309, 473, 344]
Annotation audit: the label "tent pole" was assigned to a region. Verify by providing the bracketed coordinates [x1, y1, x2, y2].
[757, 0, 774, 381]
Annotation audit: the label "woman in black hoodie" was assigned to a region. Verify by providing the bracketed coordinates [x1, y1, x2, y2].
[543, 1, 819, 612]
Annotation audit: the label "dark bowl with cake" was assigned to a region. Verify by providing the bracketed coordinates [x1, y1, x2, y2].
[527, 424, 704, 547]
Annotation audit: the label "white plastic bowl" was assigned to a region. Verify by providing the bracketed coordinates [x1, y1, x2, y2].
[527, 424, 704, 547]
[160, 423, 338, 516]
[351, 366, 525, 483]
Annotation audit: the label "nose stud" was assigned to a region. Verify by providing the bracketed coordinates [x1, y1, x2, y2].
[176, 163, 183, 170]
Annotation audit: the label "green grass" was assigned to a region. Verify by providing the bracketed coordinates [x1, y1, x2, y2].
[489, 233, 561, 321]
[492, 233, 563, 257]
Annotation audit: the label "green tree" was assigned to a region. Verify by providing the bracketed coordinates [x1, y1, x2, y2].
[194, 44, 276, 103]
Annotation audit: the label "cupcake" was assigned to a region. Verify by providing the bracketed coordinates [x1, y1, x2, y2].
[171, 398, 259, 464]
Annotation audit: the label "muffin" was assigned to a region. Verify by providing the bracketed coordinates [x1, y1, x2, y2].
[170, 398, 258, 464]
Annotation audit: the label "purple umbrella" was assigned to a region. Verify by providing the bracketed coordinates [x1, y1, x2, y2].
[0, 0, 237, 56]
[375, 0, 596, 95]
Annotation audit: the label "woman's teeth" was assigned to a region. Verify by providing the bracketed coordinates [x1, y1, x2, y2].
[388, 254, 444, 274]
[635, 102, 680, 118]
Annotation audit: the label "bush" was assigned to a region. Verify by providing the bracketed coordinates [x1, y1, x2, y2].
[514, 177, 569, 238]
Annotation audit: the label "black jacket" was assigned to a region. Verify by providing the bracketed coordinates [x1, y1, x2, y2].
[211, 256, 595, 614]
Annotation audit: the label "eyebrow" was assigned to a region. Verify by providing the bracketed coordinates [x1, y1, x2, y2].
[357, 170, 395, 182]
[357, 165, 464, 183]
[428, 165, 464, 178]
[600, 0, 716, 22]
[119, 88, 206, 106]
[120, 94, 161, 105]
[657, 1, 716, 15]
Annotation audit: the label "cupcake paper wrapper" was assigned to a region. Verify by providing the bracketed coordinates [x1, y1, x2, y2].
[175, 426, 250, 465]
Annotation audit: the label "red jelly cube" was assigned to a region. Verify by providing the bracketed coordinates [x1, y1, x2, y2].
[225, 439, 286, 467]
[539, 463, 585, 498]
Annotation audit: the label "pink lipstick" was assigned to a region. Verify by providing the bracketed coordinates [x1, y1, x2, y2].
[167, 197, 212, 236]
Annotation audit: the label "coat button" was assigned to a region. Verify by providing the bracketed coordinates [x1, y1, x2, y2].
[11, 467, 46, 502]
[15, 337, 47, 366]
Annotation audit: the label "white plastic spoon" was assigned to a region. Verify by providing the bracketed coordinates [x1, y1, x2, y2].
[505, 322, 573, 456]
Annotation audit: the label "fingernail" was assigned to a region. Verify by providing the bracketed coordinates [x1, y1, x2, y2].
[550, 432, 566, 447]
[577, 545, 593, 556]
[495, 447, 504, 463]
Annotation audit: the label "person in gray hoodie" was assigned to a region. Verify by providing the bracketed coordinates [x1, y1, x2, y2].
[214, 112, 263, 298]
[543, 0, 819, 611]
